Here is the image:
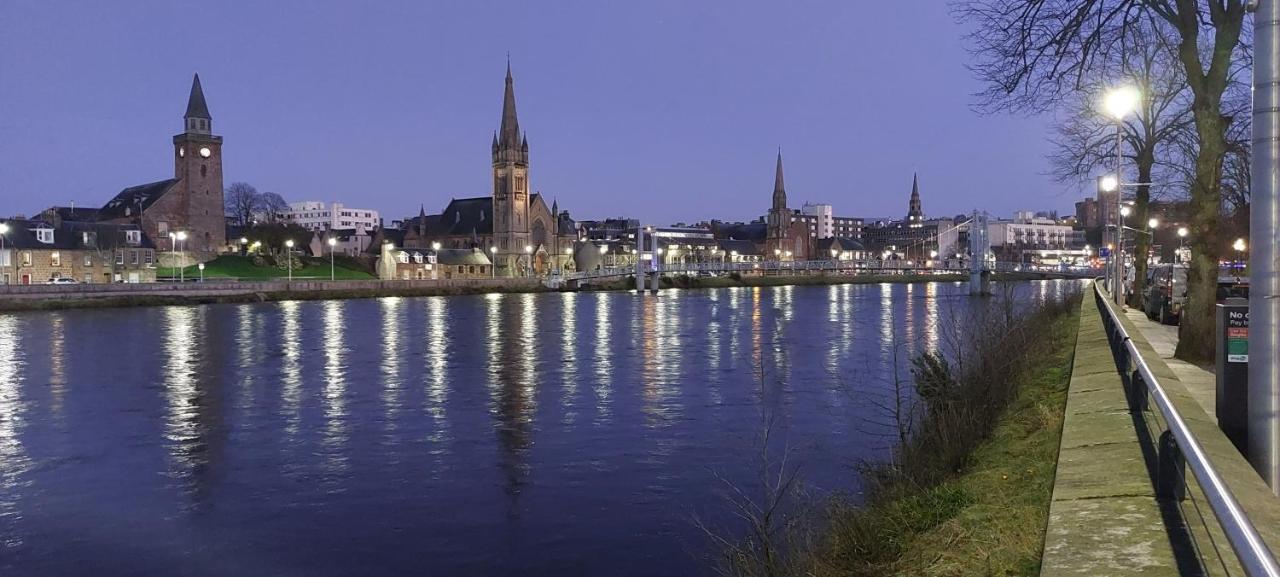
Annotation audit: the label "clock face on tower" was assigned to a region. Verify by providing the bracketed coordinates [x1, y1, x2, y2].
[199, 147, 212, 158]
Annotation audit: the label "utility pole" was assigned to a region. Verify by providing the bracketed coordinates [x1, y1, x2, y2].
[1249, 0, 1280, 494]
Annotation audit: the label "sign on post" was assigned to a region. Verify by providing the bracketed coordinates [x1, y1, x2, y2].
[1217, 299, 1250, 454]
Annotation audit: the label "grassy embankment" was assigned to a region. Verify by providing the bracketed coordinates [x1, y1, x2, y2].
[710, 292, 1082, 576]
[813, 298, 1081, 576]
[156, 255, 375, 280]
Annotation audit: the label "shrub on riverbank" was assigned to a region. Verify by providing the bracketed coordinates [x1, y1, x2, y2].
[813, 294, 1081, 575]
[705, 290, 1082, 577]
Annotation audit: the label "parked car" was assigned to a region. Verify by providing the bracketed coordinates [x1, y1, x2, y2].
[46, 277, 78, 285]
[1143, 263, 1187, 325]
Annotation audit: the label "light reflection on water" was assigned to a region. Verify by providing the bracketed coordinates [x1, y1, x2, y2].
[0, 280, 1082, 576]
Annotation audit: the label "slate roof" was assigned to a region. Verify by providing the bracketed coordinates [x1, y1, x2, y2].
[436, 197, 494, 236]
[44, 206, 102, 222]
[818, 237, 866, 252]
[716, 222, 767, 243]
[2, 219, 154, 250]
[393, 247, 492, 266]
[717, 239, 760, 256]
[98, 179, 180, 220]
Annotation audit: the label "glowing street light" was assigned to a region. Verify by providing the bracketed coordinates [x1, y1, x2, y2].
[489, 245, 498, 278]
[285, 239, 295, 281]
[1099, 174, 1119, 193]
[1104, 85, 1140, 305]
[327, 237, 338, 281]
[1148, 217, 1159, 229]
[524, 244, 533, 277]
[1120, 205, 1131, 218]
[1103, 86, 1142, 120]
[197, 262, 205, 283]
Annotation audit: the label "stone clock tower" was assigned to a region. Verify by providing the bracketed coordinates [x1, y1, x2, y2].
[491, 63, 531, 277]
[172, 73, 225, 254]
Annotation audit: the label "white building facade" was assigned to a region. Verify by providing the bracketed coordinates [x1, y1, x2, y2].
[286, 201, 380, 232]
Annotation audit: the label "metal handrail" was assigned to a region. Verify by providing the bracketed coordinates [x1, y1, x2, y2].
[1093, 281, 1280, 576]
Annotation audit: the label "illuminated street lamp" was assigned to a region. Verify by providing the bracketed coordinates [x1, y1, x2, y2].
[1104, 85, 1141, 304]
[327, 237, 338, 281]
[524, 244, 533, 277]
[285, 239, 295, 281]
[197, 262, 205, 283]
[0, 223, 9, 276]
[1176, 226, 1189, 262]
[489, 245, 498, 278]
[1234, 238, 1247, 272]
[1099, 174, 1119, 193]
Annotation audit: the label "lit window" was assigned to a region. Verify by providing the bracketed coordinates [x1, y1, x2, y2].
[51, 252, 61, 267]
[36, 228, 54, 244]
[22, 252, 32, 266]
[84, 254, 92, 266]
[116, 251, 124, 265]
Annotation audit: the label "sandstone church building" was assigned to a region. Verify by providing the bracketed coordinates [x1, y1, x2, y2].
[394, 64, 575, 277]
[97, 74, 226, 259]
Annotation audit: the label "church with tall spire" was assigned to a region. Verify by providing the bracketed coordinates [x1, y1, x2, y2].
[98, 73, 226, 258]
[763, 150, 813, 260]
[391, 62, 576, 279]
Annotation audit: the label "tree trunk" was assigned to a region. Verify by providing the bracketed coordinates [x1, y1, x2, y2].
[1175, 106, 1226, 362]
[1130, 153, 1154, 309]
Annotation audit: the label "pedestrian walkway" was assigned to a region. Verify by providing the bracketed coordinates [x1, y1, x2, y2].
[1122, 308, 1217, 422]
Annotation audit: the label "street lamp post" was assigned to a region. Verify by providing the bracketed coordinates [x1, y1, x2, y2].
[0, 222, 7, 284]
[431, 241, 441, 281]
[1104, 85, 1141, 304]
[285, 239, 294, 281]
[198, 262, 205, 283]
[327, 237, 337, 281]
[489, 246, 498, 278]
[1177, 227, 1189, 263]
[1234, 238, 1247, 274]
[1119, 205, 1131, 299]
[524, 245, 533, 278]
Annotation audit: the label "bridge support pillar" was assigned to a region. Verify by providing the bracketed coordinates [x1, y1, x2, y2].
[969, 211, 992, 296]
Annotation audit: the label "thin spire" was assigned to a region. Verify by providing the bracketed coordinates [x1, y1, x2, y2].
[774, 149, 785, 195]
[185, 73, 211, 120]
[498, 62, 521, 149]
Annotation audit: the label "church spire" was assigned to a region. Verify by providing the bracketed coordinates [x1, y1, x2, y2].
[498, 63, 520, 149]
[493, 61, 527, 165]
[185, 73, 211, 119]
[772, 149, 786, 211]
[908, 172, 923, 222]
[183, 73, 212, 134]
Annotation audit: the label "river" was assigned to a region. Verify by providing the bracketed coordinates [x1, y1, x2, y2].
[0, 280, 1080, 576]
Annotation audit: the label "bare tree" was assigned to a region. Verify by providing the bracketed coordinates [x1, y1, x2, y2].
[258, 192, 290, 224]
[955, 0, 1250, 361]
[224, 182, 260, 227]
[1047, 20, 1194, 305]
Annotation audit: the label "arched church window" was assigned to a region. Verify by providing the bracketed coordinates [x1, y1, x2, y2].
[532, 220, 547, 247]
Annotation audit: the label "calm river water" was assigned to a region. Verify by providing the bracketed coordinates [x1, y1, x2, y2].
[0, 280, 1079, 576]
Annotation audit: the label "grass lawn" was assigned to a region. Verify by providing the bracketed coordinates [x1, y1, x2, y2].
[814, 304, 1081, 576]
[158, 255, 375, 280]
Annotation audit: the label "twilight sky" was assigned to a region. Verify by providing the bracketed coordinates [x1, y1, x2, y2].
[0, 0, 1080, 225]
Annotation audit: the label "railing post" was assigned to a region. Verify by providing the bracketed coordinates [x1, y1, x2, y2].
[1157, 430, 1187, 502]
[1128, 369, 1149, 413]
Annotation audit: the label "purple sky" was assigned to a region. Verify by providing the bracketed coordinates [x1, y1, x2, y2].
[0, 0, 1080, 225]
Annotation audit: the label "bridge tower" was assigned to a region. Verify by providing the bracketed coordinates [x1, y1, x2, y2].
[635, 226, 660, 294]
[969, 211, 991, 296]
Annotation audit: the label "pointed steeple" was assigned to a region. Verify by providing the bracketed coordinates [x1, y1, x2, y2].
[182, 73, 212, 135]
[908, 172, 924, 222]
[419, 204, 426, 218]
[772, 149, 787, 211]
[498, 63, 521, 149]
[185, 73, 211, 120]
